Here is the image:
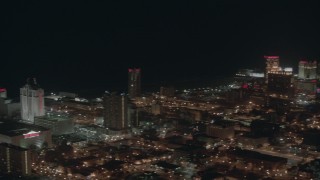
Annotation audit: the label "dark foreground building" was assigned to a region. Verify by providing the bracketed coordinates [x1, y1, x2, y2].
[0, 143, 31, 175]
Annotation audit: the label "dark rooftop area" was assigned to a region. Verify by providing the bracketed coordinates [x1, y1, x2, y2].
[102, 160, 125, 171]
[0, 120, 49, 137]
[154, 161, 179, 170]
[231, 148, 287, 163]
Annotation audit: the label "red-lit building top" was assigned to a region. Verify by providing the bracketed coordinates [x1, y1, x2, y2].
[128, 68, 141, 73]
[264, 56, 279, 59]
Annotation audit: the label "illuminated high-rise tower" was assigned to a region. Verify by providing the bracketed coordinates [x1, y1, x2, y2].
[128, 68, 141, 99]
[298, 61, 317, 79]
[20, 78, 45, 123]
[265, 56, 280, 83]
[0, 88, 7, 98]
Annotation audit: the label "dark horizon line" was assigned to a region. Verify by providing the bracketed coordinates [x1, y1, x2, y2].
[3, 74, 236, 98]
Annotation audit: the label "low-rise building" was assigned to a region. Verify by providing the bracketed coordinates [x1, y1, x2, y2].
[34, 113, 74, 135]
[0, 98, 20, 117]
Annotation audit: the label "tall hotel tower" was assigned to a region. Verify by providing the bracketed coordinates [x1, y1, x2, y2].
[265, 56, 280, 84]
[128, 68, 141, 99]
[20, 78, 45, 123]
[103, 92, 128, 130]
[298, 61, 317, 79]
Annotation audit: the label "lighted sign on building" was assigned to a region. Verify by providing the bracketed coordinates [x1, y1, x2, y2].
[264, 56, 279, 59]
[23, 131, 40, 139]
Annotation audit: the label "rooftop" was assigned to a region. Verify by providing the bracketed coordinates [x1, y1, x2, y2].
[231, 148, 287, 163]
[35, 113, 70, 122]
[0, 120, 49, 137]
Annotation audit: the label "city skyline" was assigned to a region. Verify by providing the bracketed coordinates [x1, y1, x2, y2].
[0, 56, 319, 99]
[2, 2, 320, 178]
[1, 52, 320, 179]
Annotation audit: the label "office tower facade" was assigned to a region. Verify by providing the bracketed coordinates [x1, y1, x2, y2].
[265, 56, 280, 83]
[298, 61, 317, 79]
[128, 102, 139, 127]
[0, 143, 31, 175]
[20, 78, 45, 123]
[267, 73, 294, 97]
[266, 72, 294, 112]
[103, 92, 128, 130]
[128, 68, 141, 99]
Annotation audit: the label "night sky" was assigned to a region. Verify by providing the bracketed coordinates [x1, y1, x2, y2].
[1, 1, 320, 96]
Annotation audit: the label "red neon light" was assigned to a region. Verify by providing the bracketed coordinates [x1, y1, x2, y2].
[242, 84, 248, 89]
[264, 56, 279, 59]
[311, 80, 317, 83]
[129, 68, 141, 72]
[0, 88, 6, 92]
[23, 132, 40, 139]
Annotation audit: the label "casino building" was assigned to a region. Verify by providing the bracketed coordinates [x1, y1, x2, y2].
[0, 121, 52, 149]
